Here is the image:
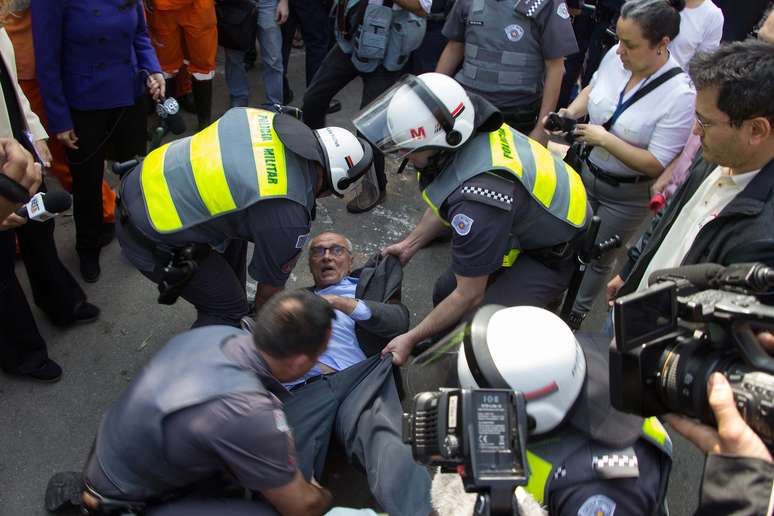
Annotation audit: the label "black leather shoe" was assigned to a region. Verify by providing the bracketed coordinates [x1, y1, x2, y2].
[51, 301, 100, 327]
[5, 359, 63, 383]
[327, 98, 342, 114]
[45, 471, 84, 512]
[79, 253, 101, 283]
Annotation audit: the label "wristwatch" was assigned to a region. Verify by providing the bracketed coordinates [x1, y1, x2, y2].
[0, 173, 31, 204]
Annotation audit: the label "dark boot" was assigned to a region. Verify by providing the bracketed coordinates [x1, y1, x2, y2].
[192, 78, 213, 131]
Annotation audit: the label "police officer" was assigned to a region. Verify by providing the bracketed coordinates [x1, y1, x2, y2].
[408, 305, 672, 516]
[45, 290, 335, 516]
[435, 0, 579, 146]
[115, 107, 373, 328]
[301, 0, 427, 213]
[354, 73, 589, 364]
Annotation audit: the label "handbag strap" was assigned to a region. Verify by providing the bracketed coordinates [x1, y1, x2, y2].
[602, 66, 684, 131]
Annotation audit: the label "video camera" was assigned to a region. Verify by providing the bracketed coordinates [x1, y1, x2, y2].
[610, 262, 774, 447]
[403, 388, 529, 516]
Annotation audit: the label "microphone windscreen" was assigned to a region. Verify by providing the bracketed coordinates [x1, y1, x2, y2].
[648, 263, 724, 288]
[42, 191, 72, 213]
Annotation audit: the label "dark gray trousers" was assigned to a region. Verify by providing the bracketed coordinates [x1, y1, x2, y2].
[146, 355, 432, 516]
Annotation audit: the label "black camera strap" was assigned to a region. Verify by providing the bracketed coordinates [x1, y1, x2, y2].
[602, 66, 683, 131]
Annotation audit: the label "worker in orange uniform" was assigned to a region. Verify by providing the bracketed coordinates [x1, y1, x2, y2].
[146, 0, 217, 130]
[4, 3, 117, 242]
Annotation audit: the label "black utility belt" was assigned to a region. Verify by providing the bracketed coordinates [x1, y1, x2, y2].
[586, 159, 653, 187]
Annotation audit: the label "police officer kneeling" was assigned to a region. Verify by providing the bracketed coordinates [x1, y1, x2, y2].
[46, 290, 335, 516]
[410, 305, 672, 515]
[116, 108, 373, 328]
[354, 73, 590, 364]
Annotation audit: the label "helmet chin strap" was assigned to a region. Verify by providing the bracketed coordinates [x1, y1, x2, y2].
[416, 151, 453, 190]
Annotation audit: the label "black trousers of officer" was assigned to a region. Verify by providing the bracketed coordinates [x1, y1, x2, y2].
[0, 217, 86, 374]
[301, 44, 404, 192]
[409, 19, 447, 75]
[66, 99, 147, 256]
[433, 253, 575, 311]
[142, 240, 248, 329]
[281, 0, 333, 95]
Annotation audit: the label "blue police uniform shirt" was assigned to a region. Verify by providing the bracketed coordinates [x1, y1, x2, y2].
[284, 277, 372, 388]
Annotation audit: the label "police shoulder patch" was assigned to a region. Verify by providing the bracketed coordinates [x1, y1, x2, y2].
[460, 185, 515, 211]
[577, 495, 616, 516]
[451, 213, 474, 236]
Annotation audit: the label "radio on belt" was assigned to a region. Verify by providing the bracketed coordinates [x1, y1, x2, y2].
[403, 388, 529, 516]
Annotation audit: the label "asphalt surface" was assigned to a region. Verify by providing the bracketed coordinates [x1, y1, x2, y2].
[0, 47, 703, 515]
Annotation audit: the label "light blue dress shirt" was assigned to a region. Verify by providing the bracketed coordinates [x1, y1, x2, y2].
[284, 277, 371, 388]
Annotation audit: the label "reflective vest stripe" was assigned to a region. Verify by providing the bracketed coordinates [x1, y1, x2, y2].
[489, 127, 523, 176]
[140, 143, 182, 233]
[565, 161, 587, 227]
[642, 417, 673, 454]
[502, 248, 520, 268]
[422, 189, 451, 226]
[525, 450, 551, 504]
[189, 121, 237, 216]
[247, 109, 288, 197]
[527, 138, 557, 209]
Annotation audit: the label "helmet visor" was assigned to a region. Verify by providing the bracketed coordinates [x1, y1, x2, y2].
[404, 321, 467, 396]
[353, 75, 442, 160]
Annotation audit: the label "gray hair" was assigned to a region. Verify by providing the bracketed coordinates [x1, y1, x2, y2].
[620, 0, 685, 46]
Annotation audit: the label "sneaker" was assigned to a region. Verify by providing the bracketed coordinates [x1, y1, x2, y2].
[4, 358, 63, 383]
[346, 172, 384, 214]
[45, 471, 84, 512]
[79, 253, 101, 283]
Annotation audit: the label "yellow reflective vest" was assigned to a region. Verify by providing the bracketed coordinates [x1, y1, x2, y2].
[137, 108, 311, 234]
[420, 125, 589, 267]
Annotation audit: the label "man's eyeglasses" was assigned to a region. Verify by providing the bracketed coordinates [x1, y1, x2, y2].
[695, 113, 733, 133]
[310, 245, 350, 258]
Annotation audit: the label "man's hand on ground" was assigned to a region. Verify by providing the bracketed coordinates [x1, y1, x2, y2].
[665, 372, 772, 463]
[320, 294, 357, 315]
[381, 332, 415, 366]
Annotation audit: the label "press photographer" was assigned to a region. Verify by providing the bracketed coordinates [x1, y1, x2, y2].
[407, 305, 672, 516]
[611, 262, 774, 515]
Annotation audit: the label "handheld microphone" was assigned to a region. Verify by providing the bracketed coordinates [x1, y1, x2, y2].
[156, 97, 186, 135]
[15, 191, 72, 221]
[649, 263, 774, 293]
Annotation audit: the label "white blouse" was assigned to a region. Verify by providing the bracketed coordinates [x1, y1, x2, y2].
[586, 44, 696, 177]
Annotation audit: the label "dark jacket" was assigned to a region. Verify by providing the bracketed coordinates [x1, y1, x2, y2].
[618, 153, 774, 298]
[696, 454, 774, 516]
[311, 253, 409, 357]
[32, 0, 162, 134]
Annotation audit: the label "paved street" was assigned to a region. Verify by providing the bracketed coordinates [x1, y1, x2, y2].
[0, 47, 702, 515]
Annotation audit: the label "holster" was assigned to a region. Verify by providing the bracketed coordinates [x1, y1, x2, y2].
[157, 244, 211, 305]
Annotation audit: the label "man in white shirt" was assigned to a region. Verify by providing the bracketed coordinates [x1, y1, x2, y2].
[607, 38, 774, 305]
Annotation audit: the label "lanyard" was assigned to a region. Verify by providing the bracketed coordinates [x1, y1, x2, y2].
[605, 73, 654, 130]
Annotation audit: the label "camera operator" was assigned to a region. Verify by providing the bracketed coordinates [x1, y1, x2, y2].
[663, 334, 773, 516]
[409, 305, 673, 516]
[606, 39, 774, 309]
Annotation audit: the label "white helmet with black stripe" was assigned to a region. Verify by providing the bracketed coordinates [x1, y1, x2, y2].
[353, 73, 477, 159]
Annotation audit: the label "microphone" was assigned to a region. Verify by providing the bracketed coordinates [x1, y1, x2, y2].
[156, 97, 186, 135]
[15, 191, 72, 221]
[649, 263, 774, 293]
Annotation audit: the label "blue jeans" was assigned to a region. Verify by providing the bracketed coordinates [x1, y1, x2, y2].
[224, 0, 284, 107]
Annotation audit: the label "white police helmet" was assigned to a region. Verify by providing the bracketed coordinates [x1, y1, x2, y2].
[456, 306, 587, 435]
[353, 73, 477, 159]
[314, 127, 374, 197]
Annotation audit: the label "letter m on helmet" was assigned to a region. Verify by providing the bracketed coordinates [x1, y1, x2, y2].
[410, 127, 426, 140]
